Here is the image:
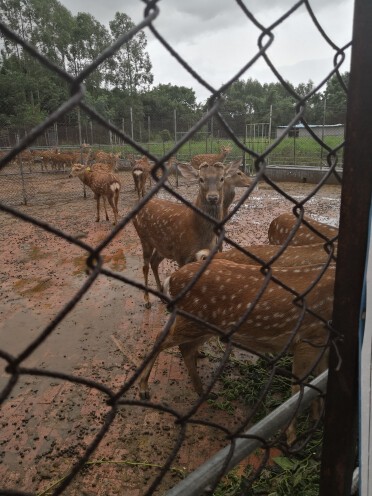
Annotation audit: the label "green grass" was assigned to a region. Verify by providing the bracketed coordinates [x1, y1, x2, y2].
[207, 354, 323, 496]
[115, 135, 344, 169]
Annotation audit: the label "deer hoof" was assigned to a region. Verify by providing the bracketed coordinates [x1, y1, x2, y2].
[145, 301, 152, 309]
[140, 390, 150, 400]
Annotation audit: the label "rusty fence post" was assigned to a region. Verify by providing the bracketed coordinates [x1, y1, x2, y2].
[319, 0, 372, 494]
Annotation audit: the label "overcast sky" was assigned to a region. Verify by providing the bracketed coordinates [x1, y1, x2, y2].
[59, 0, 354, 103]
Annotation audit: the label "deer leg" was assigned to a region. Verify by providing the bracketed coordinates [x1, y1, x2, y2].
[288, 339, 329, 445]
[179, 339, 208, 396]
[139, 325, 180, 399]
[95, 195, 100, 222]
[150, 250, 165, 292]
[102, 196, 109, 221]
[140, 242, 155, 309]
[107, 195, 117, 225]
[139, 349, 162, 400]
[114, 191, 120, 224]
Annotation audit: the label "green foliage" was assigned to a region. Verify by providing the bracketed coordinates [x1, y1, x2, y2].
[159, 129, 172, 142]
[108, 12, 153, 93]
[0, 0, 349, 144]
[210, 356, 292, 420]
[210, 354, 324, 496]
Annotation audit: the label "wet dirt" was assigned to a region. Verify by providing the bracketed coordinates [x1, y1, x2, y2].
[0, 171, 341, 495]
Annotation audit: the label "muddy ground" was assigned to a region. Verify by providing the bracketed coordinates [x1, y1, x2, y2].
[0, 169, 341, 495]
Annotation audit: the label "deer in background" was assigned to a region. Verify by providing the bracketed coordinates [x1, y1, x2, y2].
[92, 150, 120, 171]
[139, 259, 335, 445]
[221, 162, 252, 217]
[132, 160, 242, 308]
[69, 164, 121, 225]
[190, 145, 232, 169]
[132, 156, 153, 199]
[268, 212, 338, 246]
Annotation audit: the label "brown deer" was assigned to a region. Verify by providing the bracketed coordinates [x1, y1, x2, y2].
[132, 156, 153, 199]
[221, 162, 252, 217]
[190, 145, 232, 169]
[196, 242, 337, 267]
[268, 212, 338, 246]
[132, 160, 242, 308]
[92, 150, 120, 171]
[139, 259, 335, 445]
[69, 164, 121, 225]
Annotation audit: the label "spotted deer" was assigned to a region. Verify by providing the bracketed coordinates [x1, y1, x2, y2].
[69, 164, 121, 225]
[196, 242, 337, 267]
[132, 160, 242, 308]
[139, 259, 335, 445]
[190, 145, 232, 169]
[132, 156, 153, 199]
[92, 150, 120, 171]
[268, 212, 338, 246]
[221, 162, 252, 217]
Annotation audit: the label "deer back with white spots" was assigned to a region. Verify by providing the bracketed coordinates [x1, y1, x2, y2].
[268, 212, 338, 246]
[190, 145, 232, 170]
[196, 242, 337, 267]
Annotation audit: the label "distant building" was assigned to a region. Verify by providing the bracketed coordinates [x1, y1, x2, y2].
[276, 123, 345, 139]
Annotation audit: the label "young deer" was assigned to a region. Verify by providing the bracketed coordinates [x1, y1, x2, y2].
[132, 156, 153, 199]
[69, 164, 121, 225]
[139, 259, 335, 445]
[191, 145, 232, 169]
[132, 160, 242, 308]
[268, 212, 338, 246]
[196, 242, 337, 267]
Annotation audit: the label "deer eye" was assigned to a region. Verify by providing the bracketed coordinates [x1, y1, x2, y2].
[220, 177, 224, 182]
[199, 177, 204, 183]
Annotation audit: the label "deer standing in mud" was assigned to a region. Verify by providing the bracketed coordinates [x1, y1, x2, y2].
[69, 164, 121, 225]
[133, 160, 251, 308]
[132, 160, 245, 308]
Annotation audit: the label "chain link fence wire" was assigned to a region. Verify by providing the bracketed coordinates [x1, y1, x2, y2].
[0, 0, 364, 494]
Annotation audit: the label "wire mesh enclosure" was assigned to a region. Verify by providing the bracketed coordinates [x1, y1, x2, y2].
[0, 0, 370, 495]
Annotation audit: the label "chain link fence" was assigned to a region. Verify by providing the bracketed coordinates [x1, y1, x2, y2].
[0, 0, 368, 495]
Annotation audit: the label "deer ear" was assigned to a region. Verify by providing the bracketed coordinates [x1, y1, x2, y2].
[177, 162, 199, 180]
[225, 159, 242, 177]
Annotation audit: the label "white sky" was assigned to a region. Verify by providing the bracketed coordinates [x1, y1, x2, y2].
[59, 0, 354, 103]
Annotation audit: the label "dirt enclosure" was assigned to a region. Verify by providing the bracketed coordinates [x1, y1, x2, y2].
[0, 169, 341, 495]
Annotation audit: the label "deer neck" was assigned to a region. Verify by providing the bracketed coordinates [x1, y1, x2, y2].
[193, 192, 223, 229]
[79, 170, 93, 186]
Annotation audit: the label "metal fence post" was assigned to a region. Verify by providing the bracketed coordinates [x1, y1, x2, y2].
[16, 133, 28, 205]
[319, 0, 372, 494]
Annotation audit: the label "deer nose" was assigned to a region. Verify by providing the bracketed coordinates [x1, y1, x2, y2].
[207, 194, 219, 204]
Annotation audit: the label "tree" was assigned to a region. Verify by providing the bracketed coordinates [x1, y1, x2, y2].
[108, 12, 153, 94]
[324, 72, 349, 124]
[141, 83, 199, 136]
[67, 12, 111, 93]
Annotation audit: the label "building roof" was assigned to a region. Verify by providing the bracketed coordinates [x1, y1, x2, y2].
[276, 123, 344, 128]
